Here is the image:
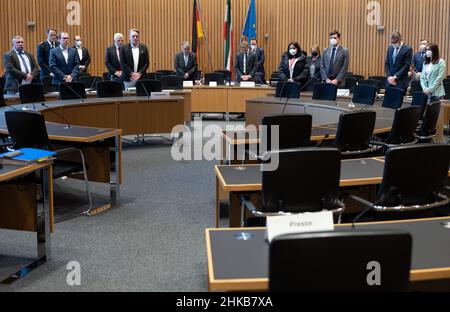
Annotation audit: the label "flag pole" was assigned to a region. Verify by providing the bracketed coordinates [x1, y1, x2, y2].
[196, 0, 214, 72]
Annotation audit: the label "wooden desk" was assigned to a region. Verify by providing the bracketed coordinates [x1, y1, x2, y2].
[206, 217, 450, 291]
[0, 112, 122, 215]
[0, 161, 52, 283]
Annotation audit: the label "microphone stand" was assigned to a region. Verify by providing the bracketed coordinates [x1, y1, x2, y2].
[41, 103, 72, 129]
[63, 82, 85, 103]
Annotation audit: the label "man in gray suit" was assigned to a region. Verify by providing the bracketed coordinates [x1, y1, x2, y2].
[320, 30, 350, 87]
[3, 36, 39, 94]
[234, 42, 258, 83]
[174, 42, 198, 80]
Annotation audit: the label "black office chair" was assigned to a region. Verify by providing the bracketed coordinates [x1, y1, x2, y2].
[409, 80, 423, 95]
[358, 79, 381, 93]
[352, 84, 377, 105]
[241, 148, 345, 224]
[145, 72, 163, 80]
[59, 82, 87, 100]
[260, 114, 312, 152]
[269, 230, 412, 292]
[4, 111, 93, 221]
[275, 81, 301, 99]
[270, 229, 412, 292]
[102, 72, 111, 81]
[214, 70, 232, 83]
[96, 80, 124, 98]
[382, 87, 404, 109]
[156, 70, 176, 76]
[343, 76, 358, 93]
[411, 91, 428, 120]
[79, 75, 102, 90]
[332, 111, 380, 158]
[204, 72, 225, 85]
[416, 101, 441, 142]
[41, 76, 55, 93]
[312, 83, 338, 101]
[19, 83, 46, 104]
[160, 75, 184, 90]
[298, 76, 319, 92]
[136, 79, 162, 96]
[345, 144, 450, 219]
[369, 76, 387, 87]
[269, 71, 282, 87]
[444, 82, 450, 100]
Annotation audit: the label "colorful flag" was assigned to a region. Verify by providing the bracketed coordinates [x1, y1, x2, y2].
[242, 0, 256, 43]
[223, 0, 233, 72]
[192, 0, 204, 56]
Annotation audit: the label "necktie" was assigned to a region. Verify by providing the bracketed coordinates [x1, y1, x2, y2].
[117, 47, 121, 70]
[18, 52, 30, 74]
[328, 48, 336, 78]
[393, 47, 399, 64]
[51, 42, 55, 49]
[184, 54, 188, 67]
[243, 53, 247, 74]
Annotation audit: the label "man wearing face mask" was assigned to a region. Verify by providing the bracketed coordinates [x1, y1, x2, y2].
[73, 35, 91, 75]
[410, 39, 428, 80]
[278, 42, 307, 82]
[250, 38, 265, 84]
[235, 41, 258, 83]
[320, 31, 349, 87]
[385, 31, 413, 92]
[174, 41, 198, 81]
[303, 45, 321, 79]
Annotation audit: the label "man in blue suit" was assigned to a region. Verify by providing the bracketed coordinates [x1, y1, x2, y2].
[385, 31, 413, 92]
[49, 32, 79, 86]
[250, 38, 266, 84]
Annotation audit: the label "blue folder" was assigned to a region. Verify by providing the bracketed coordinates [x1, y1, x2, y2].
[0, 148, 56, 163]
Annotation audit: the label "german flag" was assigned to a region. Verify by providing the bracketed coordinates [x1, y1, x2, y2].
[192, 0, 204, 57]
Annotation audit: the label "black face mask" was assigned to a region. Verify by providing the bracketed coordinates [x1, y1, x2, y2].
[311, 51, 319, 57]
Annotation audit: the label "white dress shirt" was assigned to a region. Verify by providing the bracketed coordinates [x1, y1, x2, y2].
[132, 44, 140, 73]
[77, 47, 83, 61]
[14, 49, 32, 85]
[61, 46, 69, 63]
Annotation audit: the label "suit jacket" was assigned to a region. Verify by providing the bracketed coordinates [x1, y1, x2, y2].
[3, 49, 39, 93]
[320, 45, 350, 85]
[234, 51, 258, 82]
[174, 52, 198, 80]
[37, 40, 60, 79]
[278, 51, 308, 82]
[105, 45, 122, 78]
[253, 47, 265, 77]
[73, 46, 91, 69]
[303, 56, 322, 79]
[49, 47, 80, 85]
[420, 59, 447, 97]
[412, 51, 426, 73]
[120, 43, 150, 82]
[385, 44, 413, 91]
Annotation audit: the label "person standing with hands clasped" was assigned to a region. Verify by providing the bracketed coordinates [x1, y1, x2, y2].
[420, 43, 446, 102]
[278, 42, 307, 83]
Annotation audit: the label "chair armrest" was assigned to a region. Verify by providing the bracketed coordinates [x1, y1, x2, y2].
[370, 140, 388, 149]
[240, 195, 257, 214]
[54, 147, 79, 156]
[343, 193, 374, 210]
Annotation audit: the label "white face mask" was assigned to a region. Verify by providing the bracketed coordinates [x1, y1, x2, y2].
[250, 45, 257, 51]
[289, 49, 297, 56]
[420, 44, 427, 52]
[330, 38, 338, 47]
[75, 40, 82, 48]
[426, 50, 433, 58]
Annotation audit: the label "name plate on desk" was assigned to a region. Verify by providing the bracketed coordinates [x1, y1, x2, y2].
[209, 81, 218, 87]
[183, 81, 194, 87]
[240, 81, 255, 88]
[266, 212, 334, 243]
[151, 91, 170, 97]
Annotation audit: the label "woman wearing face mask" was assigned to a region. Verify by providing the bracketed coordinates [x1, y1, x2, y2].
[420, 43, 446, 102]
[302, 45, 321, 79]
[277, 42, 307, 82]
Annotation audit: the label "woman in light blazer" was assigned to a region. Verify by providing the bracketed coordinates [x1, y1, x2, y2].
[420, 43, 446, 102]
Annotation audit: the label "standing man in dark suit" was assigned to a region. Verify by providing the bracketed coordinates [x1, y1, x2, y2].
[250, 38, 265, 84]
[410, 39, 428, 81]
[174, 41, 198, 81]
[37, 28, 60, 81]
[3, 36, 39, 94]
[120, 29, 150, 88]
[234, 42, 258, 83]
[49, 32, 80, 86]
[320, 30, 350, 87]
[73, 35, 91, 75]
[385, 31, 413, 92]
[105, 33, 124, 80]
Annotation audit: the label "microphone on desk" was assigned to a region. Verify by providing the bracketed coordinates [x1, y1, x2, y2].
[141, 82, 151, 100]
[89, 76, 100, 90]
[63, 82, 85, 103]
[41, 103, 72, 129]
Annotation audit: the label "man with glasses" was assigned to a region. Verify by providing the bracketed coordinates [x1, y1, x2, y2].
[3, 36, 39, 94]
[120, 29, 149, 88]
[49, 32, 80, 86]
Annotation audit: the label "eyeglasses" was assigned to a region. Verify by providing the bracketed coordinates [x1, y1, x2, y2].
[61, 37, 69, 40]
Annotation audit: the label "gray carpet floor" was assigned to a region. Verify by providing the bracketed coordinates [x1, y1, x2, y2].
[0, 119, 242, 292]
